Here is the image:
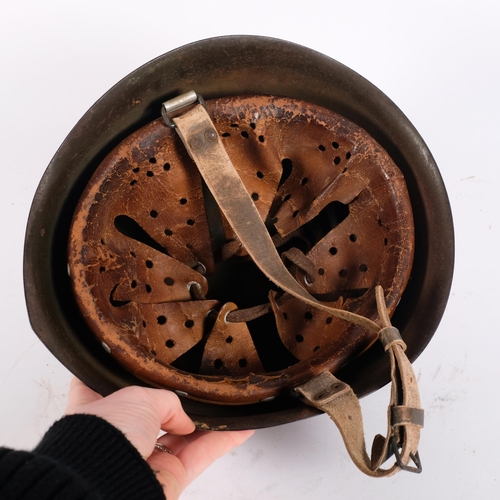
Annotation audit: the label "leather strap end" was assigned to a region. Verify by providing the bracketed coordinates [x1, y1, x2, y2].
[294, 371, 349, 405]
[370, 434, 388, 468]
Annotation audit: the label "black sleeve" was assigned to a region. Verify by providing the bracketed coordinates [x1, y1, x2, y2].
[0, 414, 166, 500]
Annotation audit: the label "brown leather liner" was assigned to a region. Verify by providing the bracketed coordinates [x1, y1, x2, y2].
[68, 95, 414, 404]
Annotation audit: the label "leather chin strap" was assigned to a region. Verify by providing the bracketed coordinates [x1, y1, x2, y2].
[295, 287, 423, 477]
[167, 95, 423, 476]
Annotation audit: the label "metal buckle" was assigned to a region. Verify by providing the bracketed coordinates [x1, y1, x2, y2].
[389, 436, 423, 474]
[161, 90, 207, 128]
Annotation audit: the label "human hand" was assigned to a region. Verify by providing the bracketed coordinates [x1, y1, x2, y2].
[65, 378, 254, 499]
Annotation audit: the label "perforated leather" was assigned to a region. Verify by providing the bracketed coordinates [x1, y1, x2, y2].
[68, 95, 414, 404]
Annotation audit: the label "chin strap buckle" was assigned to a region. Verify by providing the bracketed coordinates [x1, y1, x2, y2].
[389, 436, 422, 473]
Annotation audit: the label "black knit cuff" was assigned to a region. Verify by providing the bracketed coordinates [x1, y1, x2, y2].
[0, 447, 94, 499]
[34, 414, 165, 500]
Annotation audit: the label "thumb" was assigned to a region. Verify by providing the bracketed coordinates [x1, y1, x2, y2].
[65, 378, 103, 413]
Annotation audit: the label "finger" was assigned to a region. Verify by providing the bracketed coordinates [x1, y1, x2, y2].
[155, 429, 234, 456]
[176, 429, 254, 484]
[140, 389, 196, 437]
[148, 429, 254, 498]
[147, 454, 185, 500]
[65, 377, 103, 413]
[155, 431, 201, 455]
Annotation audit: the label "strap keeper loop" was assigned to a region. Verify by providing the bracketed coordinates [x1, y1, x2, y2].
[379, 326, 407, 351]
[391, 405, 425, 428]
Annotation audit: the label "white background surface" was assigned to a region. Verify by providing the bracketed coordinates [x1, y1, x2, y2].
[1, 0, 499, 498]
